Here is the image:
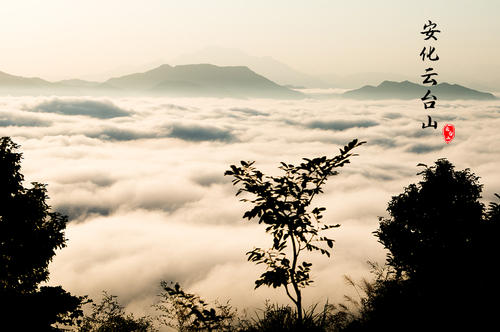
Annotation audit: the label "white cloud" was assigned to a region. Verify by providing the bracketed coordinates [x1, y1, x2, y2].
[1, 96, 499, 323]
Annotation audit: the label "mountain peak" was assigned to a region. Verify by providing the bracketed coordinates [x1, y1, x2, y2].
[156, 64, 172, 69]
[147, 64, 173, 73]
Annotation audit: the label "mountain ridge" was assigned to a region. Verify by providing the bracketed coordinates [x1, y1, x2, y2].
[0, 68, 496, 100]
[343, 80, 496, 100]
[0, 64, 303, 99]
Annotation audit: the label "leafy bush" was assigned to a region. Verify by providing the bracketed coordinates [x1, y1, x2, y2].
[79, 292, 155, 332]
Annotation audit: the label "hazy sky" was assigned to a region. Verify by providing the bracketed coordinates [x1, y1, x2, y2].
[1, 0, 500, 83]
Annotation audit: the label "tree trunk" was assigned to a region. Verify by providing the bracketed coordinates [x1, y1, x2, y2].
[296, 289, 303, 323]
[290, 232, 303, 325]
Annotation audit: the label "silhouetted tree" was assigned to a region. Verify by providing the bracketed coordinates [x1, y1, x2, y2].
[342, 159, 500, 331]
[376, 159, 484, 279]
[0, 137, 86, 330]
[225, 139, 365, 325]
[79, 292, 156, 332]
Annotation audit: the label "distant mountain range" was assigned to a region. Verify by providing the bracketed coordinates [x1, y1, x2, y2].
[0, 67, 496, 100]
[169, 47, 417, 90]
[343, 80, 496, 100]
[0, 70, 108, 95]
[0, 64, 303, 99]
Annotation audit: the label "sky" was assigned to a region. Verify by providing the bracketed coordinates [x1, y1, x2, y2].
[1, 0, 500, 86]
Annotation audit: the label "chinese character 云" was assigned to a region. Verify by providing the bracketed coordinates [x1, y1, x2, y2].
[421, 68, 438, 86]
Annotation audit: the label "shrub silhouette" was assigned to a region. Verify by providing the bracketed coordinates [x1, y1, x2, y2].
[225, 139, 365, 325]
[0, 137, 86, 330]
[237, 301, 341, 332]
[155, 281, 235, 331]
[79, 291, 155, 332]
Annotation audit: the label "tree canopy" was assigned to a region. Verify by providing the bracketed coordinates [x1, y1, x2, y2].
[0, 137, 85, 330]
[343, 159, 500, 331]
[376, 159, 484, 278]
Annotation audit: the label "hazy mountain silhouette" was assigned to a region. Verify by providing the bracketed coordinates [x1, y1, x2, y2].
[0, 71, 116, 96]
[105, 64, 304, 98]
[343, 80, 496, 100]
[1, 68, 495, 100]
[171, 46, 329, 88]
[0, 71, 53, 89]
[319, 72, 412, 89]
[171, 47, 415, 89]
[0, 65, 303, 99]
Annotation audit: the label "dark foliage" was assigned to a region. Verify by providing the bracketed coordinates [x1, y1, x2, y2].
[155, 281, 235, 331]
[237, 301, 343, 332]
[343, 159, 500, 331]
[376, 159, 484, 279]
[0, 137, 86, 330]
[225, 139, 365, 323]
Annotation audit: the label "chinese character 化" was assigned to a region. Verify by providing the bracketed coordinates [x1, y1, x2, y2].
[420, 46, 440, 61]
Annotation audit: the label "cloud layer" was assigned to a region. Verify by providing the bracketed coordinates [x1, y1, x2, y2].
[2, 95, 499, 324]
[29, 99, 131, 118]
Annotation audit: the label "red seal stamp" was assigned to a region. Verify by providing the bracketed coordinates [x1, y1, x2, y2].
[443, 124, 455, 144]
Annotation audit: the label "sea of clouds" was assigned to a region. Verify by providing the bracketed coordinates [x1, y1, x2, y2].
[1, 95, 499, 320]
